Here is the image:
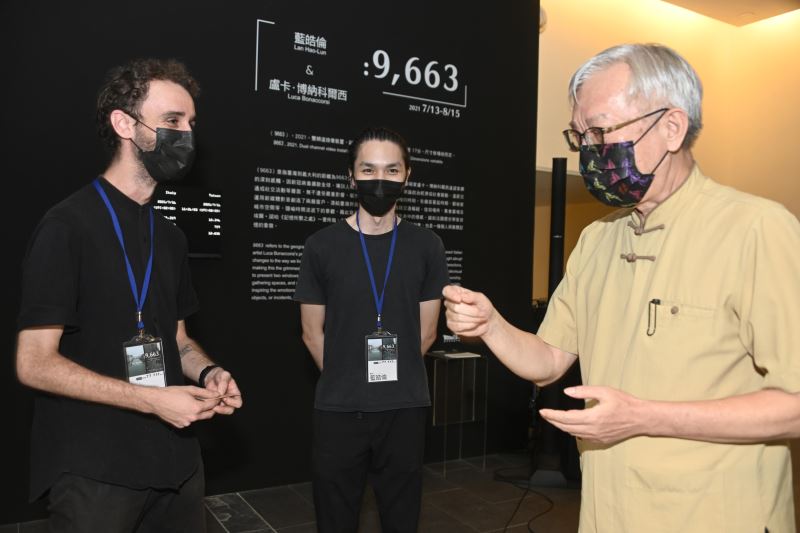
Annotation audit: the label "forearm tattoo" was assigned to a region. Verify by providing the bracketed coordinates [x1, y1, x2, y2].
[179, 344, 194, 358]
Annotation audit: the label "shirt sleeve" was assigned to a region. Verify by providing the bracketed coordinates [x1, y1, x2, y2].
[536, 226, 585, 357]
[293, 237, 326, 304]
[420, 232, 450, 301]
[17, 216, 80, 331]
[738, 206, 800, 392]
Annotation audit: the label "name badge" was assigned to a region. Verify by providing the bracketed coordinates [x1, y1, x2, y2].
[365, 331, 398, 383]
[123, 335, 166, 387]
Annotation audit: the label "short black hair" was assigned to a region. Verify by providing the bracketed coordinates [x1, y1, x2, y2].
[347, 127, 410, 172]
[96, 58, 200, 155]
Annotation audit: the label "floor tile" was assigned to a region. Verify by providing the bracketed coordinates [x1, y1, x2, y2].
[426, 488, 513, 532]
[464, 454, 523, 471]
[276, 523, 318, 533]
[206, 506, 229, 533]
[491, 451, 530, 467]
[418, 502, 475, 533]
[424, 458, 474, 476]
[240, 486, 315, 529]
[490, 487, 579, 533]
[19, 520, 46, 533]
[288, 482, 314, 506]
[421, 468, 459, 495]
[443, 466, 526, 503]
[205, 493, 274, 533]
[520, 497, 580, 533]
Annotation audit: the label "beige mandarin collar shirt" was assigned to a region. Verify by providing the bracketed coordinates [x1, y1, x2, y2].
[537, 164, 800, 533]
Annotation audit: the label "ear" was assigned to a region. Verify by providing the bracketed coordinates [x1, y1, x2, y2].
[110, 109, 137, 141]
[405, 167, 412, 184]
[348, 170, 355, 187]
[662, 108, 689, 152]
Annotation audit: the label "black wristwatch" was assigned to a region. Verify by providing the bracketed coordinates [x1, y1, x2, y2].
[198, 364, 220, 388]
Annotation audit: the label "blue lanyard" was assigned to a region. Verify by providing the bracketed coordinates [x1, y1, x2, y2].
[93, 179, 154, 333]
[356, 212, 398, 331]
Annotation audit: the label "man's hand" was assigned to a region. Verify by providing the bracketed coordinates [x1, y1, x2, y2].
[442, 285, 496, 337]
[539, 386, 645, 445]
[201, 367, 243, 415]
[142, 385, 223, 428]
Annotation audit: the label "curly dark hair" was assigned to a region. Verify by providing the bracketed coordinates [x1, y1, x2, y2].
[96, 58, 200, 154]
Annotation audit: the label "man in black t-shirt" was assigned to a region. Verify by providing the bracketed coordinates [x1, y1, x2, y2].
[15, 59, 242, 532]
[294, 127, 449, 532]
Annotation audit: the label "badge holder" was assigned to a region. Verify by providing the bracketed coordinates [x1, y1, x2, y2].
[365, 327, 398, 383]
[123, 312, 166, 388]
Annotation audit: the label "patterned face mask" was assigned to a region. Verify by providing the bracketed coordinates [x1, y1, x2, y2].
[579, 141, 668, 208]
[578, 108, 669, 208]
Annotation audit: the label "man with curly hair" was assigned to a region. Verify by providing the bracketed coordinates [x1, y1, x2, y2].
[15, 58, 242, 532]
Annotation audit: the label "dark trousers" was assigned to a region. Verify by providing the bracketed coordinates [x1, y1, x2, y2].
[312, 407, 428, 533]
[46, 464, 205, 533]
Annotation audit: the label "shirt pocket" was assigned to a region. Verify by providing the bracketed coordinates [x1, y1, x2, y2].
[655, 299, 715, 321]
[642, 300, 718, 400]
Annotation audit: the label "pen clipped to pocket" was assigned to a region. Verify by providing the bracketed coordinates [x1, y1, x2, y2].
[647, 298, 660, 336]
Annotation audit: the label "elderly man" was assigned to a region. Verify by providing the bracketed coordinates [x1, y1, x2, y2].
[444, 43, 800, 532]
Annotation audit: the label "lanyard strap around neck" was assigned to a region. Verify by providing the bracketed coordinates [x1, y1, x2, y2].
[356, 212, 398, 331]
[93, 179, 154, 332]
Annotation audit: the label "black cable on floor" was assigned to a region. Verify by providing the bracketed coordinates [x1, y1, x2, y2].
[525, 491, 554, 533]
[494, 466, 555, 533]
[502, 483, 530, 532]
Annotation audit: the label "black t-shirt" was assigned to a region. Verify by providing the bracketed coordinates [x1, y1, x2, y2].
[294, 219, 450, 411]
[17, 177, 200, 499]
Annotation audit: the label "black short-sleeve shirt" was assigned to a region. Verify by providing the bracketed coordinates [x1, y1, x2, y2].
[17, 177, 200, 499]
[294, 219, 450, 411]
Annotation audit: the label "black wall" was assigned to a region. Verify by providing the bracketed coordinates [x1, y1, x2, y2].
[1, 0, 539, 523]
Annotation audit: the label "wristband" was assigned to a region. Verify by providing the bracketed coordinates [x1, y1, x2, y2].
[198, 364, 220, 388]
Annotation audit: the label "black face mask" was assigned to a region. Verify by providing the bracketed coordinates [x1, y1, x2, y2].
[132, 121, 195, 183]
[354, 179, 405, 216]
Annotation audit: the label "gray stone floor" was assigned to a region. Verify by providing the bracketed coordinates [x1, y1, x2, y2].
[9, 441, 800, 532]
[0, 453, 581, 533]
[201, 453, 580, 533]
[7, 441, 800, 532]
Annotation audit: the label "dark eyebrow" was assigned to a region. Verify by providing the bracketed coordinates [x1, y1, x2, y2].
[161, 110, 197, 121]
[160, 110, 196, 125]
[358, 161, 402, 168]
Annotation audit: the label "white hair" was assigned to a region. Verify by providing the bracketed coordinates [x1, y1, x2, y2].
[568, 43, 703, 148]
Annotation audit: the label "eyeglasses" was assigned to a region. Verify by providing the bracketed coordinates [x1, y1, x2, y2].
[562, 108, 668, 152]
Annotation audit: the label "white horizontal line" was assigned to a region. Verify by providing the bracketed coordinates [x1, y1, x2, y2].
[382, 86, 468, 108]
